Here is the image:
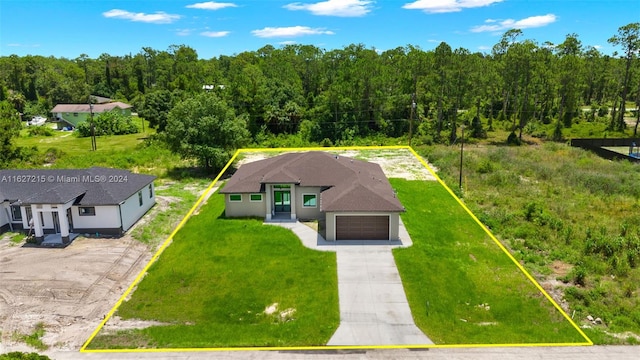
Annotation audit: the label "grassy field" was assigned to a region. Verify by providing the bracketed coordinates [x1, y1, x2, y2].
[13, 124, 195, 178]
[391, 179, 587, 345]
[416, 141, 640, 344]
[88, 190, 339, 349]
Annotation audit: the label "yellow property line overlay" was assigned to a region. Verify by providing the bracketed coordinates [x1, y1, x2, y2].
[81, 145, 592, 353]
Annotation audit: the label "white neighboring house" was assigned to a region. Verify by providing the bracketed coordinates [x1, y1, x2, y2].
[0, 167, 155, 245]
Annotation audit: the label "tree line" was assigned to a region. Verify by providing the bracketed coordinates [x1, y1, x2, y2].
[0, 23, 638, 166]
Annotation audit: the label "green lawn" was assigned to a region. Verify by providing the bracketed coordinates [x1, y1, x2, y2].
[391, 178, 589, 345]
[88, 190, 339, 349]
[14, 124, 189, 177]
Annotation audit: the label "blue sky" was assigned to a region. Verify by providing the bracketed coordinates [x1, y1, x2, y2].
[1, 0, 638, 59]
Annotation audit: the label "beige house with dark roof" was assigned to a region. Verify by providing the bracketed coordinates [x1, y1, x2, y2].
[220, 152, 405, 241]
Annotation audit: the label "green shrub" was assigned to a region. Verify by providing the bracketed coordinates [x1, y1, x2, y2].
[77, 110, 139, 137]
[27, 126, 54, 137]
[506, 131, 521, 145]
[475, 157, 497, 174]
[0, 352, 51, 360]
[571, 265, 588, 286]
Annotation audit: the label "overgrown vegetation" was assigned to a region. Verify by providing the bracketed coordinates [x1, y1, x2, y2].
[77, 110, 139, 137]
[131, 178, 210, 246]
[26, 126, 54, 137]
[416, 141, 640, 343]
[88, 191, 339, 349]
[0, 352, 51, 360]
[11, 323, 48, 351]
[391, 179, 587, 344]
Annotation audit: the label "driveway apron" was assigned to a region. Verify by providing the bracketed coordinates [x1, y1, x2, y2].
[327, 246, 432, 346]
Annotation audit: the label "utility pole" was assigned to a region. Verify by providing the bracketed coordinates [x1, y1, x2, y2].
[409, 93, 416, 146]
[459, 125, 465, 190]
[89, 100, 97, 151]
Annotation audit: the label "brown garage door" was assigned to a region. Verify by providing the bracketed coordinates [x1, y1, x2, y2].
[336, 215, 389, 240]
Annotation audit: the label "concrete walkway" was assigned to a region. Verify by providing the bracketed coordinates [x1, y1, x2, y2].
[268, 220, 432, 346]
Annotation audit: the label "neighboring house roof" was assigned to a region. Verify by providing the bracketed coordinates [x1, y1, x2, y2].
[90, 95, 112, 104]
[0, 167, 155, 206]
[221, 152, 404, 212]
[50, 102, 133, 114]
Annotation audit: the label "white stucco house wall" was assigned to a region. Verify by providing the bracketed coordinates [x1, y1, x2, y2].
[0, 167, 155, 244]
[220, 152, 405, 241]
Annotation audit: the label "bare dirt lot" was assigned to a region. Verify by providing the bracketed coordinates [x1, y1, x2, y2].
[0, 235, 151, 352]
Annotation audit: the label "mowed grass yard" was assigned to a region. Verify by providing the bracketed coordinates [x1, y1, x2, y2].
[88, 190, 339, 349]
[391, 178, 589, 345]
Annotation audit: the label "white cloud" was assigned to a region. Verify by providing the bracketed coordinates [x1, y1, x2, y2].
[470, 14, 557, 32]
[186, 2, 237, 10]
[593, 45, 602, 50]
[478, 45, 491, 50]
[102, 9, 181, 24]
[402, 0, 503, 14]
[176, 29, 193, 36]
[279, 41, 298, 45]
[252, 26, 334, 38]
[200, 31, 231, 37]
[284, 0, 373, 17]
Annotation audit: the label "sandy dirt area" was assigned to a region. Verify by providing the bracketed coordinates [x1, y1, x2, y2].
[0, 195, 184, 353]
[236, 148, 438, 181]
[0, 235, 151, 352]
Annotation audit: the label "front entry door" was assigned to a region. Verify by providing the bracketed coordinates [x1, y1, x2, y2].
[274, 191, 291, 213]
[52, 211, 61, 233]
[66, 208, 74, 232]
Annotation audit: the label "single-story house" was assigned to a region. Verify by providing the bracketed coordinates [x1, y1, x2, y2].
[221, 152, 405, 241]
[0, 167, 155, 244]
[51, 101, 133, 128]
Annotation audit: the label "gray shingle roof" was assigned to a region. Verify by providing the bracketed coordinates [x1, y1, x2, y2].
[221, 152, 404, 212]
[0, 167, 155, 206]
[50, 102, 132, 114]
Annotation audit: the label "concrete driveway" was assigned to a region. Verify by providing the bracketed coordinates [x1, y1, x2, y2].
[328, 247, 432, 345]
[269, 219, 432, 346]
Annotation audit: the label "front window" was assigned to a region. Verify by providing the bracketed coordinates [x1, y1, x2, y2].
[250, 194, 262, 202]
[229, 194, 242, 202]
[149, 184, 153, 198]
[138, 191, 143, 206]
[10, 205, 22, 221]
[303, 194, 317, 208]
[79, 207, 95, 216]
